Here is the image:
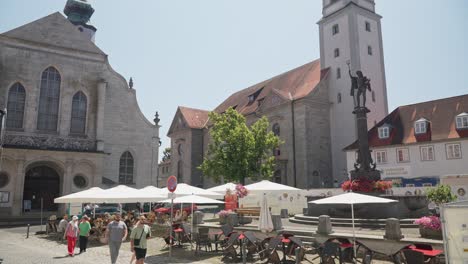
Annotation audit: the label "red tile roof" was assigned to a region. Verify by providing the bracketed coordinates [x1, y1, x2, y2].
[345, 94, 468, 150]
[178, 106, 210, 129]
[214, 59, 329, 115]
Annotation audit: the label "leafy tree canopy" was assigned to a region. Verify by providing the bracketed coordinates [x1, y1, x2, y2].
[199, 108, 281, 184]
[427, 184, 456, 205]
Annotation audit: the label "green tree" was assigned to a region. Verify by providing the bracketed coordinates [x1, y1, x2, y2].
[162, 147, 171, 162]
[199, 108, 281, 184]
[426, 184, 457, 205]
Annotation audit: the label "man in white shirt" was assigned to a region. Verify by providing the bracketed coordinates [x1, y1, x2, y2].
[58, 215, 69, 241]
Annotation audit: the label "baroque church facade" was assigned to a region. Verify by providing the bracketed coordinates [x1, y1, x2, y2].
[167, 0, 388, 189]
[0, 0, 160, 216]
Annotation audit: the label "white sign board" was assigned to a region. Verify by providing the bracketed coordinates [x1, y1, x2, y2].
[441, 201, 468, 263]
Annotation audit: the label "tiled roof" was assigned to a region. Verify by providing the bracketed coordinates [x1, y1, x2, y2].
[214, 59, 329, 115]
[179, 106, 210, 129]
[345, 94, 468, 150]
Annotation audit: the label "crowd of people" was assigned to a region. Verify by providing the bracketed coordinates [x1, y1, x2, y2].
[57, 213, 152, 264]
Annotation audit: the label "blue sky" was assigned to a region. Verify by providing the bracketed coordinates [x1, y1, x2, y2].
[1, 0, 467, 158]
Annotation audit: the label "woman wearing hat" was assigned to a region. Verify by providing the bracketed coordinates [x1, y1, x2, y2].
[130, 216, 151, 264]
[63, 215, 79, 256]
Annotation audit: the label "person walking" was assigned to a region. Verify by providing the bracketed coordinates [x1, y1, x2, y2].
[105, 213, 128, 264]
[78, 215, 91, 253]
[130, 216, 151, 264]
[58, 215, 69, 242]
[63, 215, 79, 256]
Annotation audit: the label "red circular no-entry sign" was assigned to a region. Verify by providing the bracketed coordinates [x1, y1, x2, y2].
[167, 175, 177, 193]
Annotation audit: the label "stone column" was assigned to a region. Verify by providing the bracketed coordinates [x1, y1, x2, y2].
[12, 158, 25, 216]
[96, 81, 107, 151]
[59, 159, 74, 215]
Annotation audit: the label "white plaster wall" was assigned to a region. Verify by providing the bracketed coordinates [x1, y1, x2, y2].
[321, 13, 357, 183]
[346, 140, 468, 180]
[356, 13, 387, 126]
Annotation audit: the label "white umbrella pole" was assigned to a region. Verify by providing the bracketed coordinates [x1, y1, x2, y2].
[351, 203, 356, 258]
[191, 201, 194, 251]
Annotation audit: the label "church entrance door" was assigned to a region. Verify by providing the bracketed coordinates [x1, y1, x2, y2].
[23, 166, 60, 211]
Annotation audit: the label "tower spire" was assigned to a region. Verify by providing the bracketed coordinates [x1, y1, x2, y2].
[64, 0, 97, 41]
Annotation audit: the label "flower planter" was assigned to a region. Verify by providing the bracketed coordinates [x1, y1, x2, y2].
[419, 226, 442, 240]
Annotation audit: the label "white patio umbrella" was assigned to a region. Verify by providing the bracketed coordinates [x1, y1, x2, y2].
[93, 185, 165, 203]
[206, 182, 238, 194]
[159, 183, 222, 197]
[139, 186, 166, 212]
[54, 187, 104, 203]
[309, 192, 397, 257]
[244, 180, 300, 191]
[258, 193, 274, 233]
[160, 194, 224, 249]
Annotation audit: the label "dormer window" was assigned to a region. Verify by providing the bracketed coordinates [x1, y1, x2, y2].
[456, 113, 468, 129]
[378, 125, 390, 139]
[247, 87, 264, 105]
[415, 118, 428, 134]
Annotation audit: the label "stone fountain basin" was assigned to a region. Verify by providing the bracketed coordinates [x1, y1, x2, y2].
[305, 195, 429, 219]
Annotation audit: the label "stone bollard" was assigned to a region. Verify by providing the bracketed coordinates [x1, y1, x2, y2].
[280, 209, 289, 218]
[317, 215, 333, 235]
[193, 211, 204, 225]
[384, 218, 404, 240]
[226, 212, 239, 227]
[271, 214, 283, 230]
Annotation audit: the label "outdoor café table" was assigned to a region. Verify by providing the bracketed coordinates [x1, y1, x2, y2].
[408, 245, 443, 263]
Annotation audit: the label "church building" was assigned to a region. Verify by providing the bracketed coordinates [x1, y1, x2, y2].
[0, 0, 160, 216]
[167, 0, 389, 189]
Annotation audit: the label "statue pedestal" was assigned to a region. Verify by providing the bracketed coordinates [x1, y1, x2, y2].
[350, 169, 381, 181]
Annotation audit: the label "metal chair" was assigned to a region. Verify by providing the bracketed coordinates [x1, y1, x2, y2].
[318, 241, 341, 264]
[222, 232, 241, 261]
[194, 228, 212, 253]
[213, 224, 234, 250]
[401, 249, 431, 263]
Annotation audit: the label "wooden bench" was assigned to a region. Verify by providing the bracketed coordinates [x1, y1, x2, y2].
[235, 207, 261, 217]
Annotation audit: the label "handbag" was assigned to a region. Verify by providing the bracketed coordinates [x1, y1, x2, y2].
[133, 228, 145, 247]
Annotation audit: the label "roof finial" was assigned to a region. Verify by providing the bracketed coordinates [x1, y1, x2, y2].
[129, 77, 134, 89]
[154, 111, 160, 125]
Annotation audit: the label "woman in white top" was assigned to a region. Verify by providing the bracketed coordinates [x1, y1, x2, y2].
[63, 215, 79, 256]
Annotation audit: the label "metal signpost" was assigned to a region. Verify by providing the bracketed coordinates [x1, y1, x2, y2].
[167, 175, 177, 258]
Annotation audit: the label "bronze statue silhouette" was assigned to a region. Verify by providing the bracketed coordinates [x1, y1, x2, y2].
[348, 63, 372, 108]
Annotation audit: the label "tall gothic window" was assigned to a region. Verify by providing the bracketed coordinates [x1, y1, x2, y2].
[70, 91, 87, 134]
[119, 151, 134, 184]
[37, 67, 61, 131]
[6, 83, 26, 129]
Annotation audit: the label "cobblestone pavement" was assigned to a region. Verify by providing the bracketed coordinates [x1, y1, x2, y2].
[0, 225, 395, 264]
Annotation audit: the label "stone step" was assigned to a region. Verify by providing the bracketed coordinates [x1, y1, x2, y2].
[289, 216, 418, 228]
[294, 214, 417, 224]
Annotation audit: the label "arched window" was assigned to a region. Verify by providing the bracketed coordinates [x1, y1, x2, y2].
[37, 67, 61, 131]
[372, 91, 376, 102]
[177, 160, 183, 183]
[70, 91, 87, 134]
[6, 83, 26, 129]
[337, 93, 342, 103]
[272, 123, 280, 136]
[336, 67, 341, 79]
[119, 151, 134, 184]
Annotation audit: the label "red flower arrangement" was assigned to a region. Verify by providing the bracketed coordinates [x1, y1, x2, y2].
[341, 178, 392, 193]
[235, 184, 249, 198]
